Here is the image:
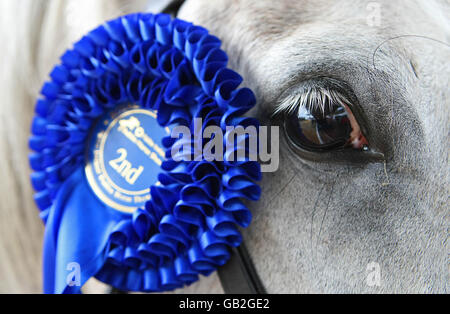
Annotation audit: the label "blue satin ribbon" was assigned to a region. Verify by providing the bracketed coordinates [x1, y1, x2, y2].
[29, 13, 261, 293]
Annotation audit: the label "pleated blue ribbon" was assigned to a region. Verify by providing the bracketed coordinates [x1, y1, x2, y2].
[29, 13, 261, 293]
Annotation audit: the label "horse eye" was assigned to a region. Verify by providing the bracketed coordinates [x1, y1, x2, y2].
[284, 102, 368, 152]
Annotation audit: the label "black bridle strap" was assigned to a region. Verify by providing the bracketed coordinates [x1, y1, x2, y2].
[162, 0, 186, 16]
[218, 244, 266, 294]
[162, 0, 266, 295]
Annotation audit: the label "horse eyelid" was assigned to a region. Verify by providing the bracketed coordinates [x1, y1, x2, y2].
[272, 86, 354, 118]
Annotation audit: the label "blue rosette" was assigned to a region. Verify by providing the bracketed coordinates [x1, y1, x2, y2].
[29, 13, 261, 293]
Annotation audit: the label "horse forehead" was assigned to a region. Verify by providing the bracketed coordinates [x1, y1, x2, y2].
[179, 0, 440, 39]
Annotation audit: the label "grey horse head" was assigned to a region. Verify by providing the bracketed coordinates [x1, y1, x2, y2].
[177, 0, 449, 293]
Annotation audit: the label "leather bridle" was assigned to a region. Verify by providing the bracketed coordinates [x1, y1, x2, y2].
[163, 0, 266, 294]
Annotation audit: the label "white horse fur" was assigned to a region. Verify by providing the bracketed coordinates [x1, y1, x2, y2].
[0, 0, 448, 293]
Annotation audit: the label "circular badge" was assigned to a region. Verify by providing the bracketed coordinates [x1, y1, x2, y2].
[85, 105, 170, 213]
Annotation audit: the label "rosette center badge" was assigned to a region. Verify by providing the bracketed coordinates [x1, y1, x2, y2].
[86, 106, 170, 212]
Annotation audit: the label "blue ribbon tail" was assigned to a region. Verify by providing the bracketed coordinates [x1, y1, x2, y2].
[42, 168, 124, 293]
